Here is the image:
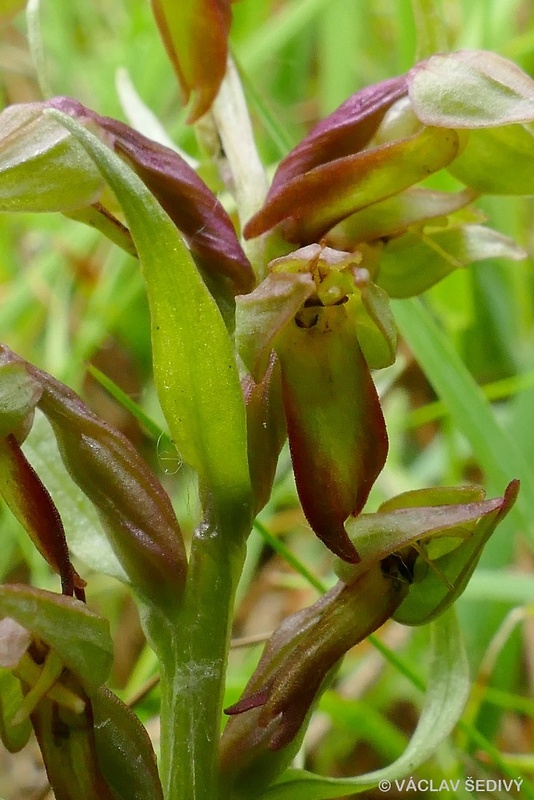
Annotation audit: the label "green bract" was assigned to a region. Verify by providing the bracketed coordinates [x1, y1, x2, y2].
[47, 109, 253, 529]
[93, 687, 164, 800]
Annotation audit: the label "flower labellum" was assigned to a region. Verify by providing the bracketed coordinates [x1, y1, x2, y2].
[276, 302, 387, 563]
[237, 245, 389, 563]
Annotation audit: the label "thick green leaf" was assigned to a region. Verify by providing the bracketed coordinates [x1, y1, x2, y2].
[377, 224, 525, 298]
[48, 96, 254, 294]
[448, 125, 534, 194]
[0, 584, 113, 694]
[0, 104, 103, 212]
[259, 610, 469, 799]
[48, 109, 252, 518]
[0, 362, 41, 437]
[93, 687, 164, 800]
[408, 50, 534, 127]
[22, 412, 127, 583]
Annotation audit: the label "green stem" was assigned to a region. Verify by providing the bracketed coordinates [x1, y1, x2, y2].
[411, 0, 448, 60]
[211, 57, 270, 281]
[211, 57, 269, 232]
[152, 514, 248, 800]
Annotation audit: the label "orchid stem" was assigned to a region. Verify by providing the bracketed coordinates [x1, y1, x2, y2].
[211, 56, 270, 280]
[153, 511, 248, 800]
[411, 0, 449, 60]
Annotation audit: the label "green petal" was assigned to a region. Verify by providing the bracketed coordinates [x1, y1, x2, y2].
[376, 224, 526, 299]
[448, 124, 534, 194]
[393, 481, 518, 625]
[336, 489, 511, 584]
[346, 284, 397, 370]
[236, 272, 314, 381]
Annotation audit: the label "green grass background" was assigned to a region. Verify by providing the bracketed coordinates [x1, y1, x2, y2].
[0, 0, 534, 797]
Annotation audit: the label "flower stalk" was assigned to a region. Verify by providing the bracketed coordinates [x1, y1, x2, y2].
[151, 512, 249, 800]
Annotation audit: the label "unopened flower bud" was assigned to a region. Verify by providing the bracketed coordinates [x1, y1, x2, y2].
[0, 345, 186, 609]
[0, 435, 84, 598]
[220, 562, 408, 797]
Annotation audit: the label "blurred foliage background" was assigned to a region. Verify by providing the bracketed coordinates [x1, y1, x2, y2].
[1, 0, 534, 798]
